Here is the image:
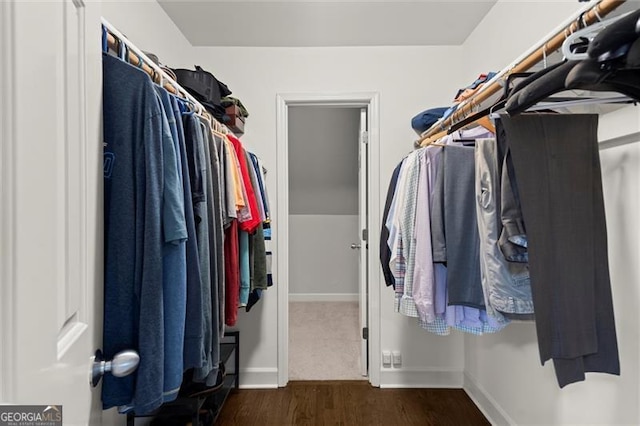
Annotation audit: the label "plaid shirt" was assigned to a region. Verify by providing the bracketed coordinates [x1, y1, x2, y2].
[398, 152, 421, 318]
[394, 237, 406, 312]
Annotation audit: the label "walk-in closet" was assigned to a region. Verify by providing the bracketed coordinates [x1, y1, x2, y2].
[1, 0, 639, 425]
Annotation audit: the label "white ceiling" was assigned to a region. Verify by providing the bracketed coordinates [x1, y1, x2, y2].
[157, 1, 498, 47]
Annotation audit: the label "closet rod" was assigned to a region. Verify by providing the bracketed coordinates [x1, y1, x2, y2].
[418, 0, 626, 146]
[101, 18, 229, 134]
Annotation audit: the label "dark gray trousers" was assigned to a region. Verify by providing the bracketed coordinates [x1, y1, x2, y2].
[499, 113, 620, 387]
[443, 145, 485, 308]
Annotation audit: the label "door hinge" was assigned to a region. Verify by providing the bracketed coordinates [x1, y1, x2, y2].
[362, 229, 368, 242]
[362, 327, 369, 340]
[361, 131, 368, 144]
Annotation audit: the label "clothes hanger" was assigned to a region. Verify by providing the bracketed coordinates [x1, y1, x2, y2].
[456, 73, 531, 121]
[421, 93, 498, 148]
[419, 129, 447, 147]
[506, 60, 568, 103]
[449, 107, 479, 143]
[523, 95, 633, 112]
[101, 26, 109, 53]
[623, 36, 640, 68]
[505, 15, 602, 114]
[429, 139, 447, 147]
[424, 133, 448, 147]
[505, 15, 640, 116]
[505, 60, 582, 115]
[211, 117, 228, 138]
[117, 38, 127, 62]
[474, 115, 496, 134]
[452, 97, 496, 134]
[199, 110, 214, 129]
[448, 108, 496, 133]
[561, 10, 632, 61]
[183, 97, 201, 115]
[588, 9, 640, 60]
[420, 69, 531, 146]
[565, 57, 640, 102]
[506, 59, 640, 116]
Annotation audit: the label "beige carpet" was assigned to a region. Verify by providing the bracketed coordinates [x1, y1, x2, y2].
[289, 301, 364, 380]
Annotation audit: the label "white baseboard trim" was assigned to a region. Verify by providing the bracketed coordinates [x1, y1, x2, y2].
[239, 368, 279, 389]
[289, 293, 359, 302]
[378, 368, 463, 388]
[463, 372, 514, 426]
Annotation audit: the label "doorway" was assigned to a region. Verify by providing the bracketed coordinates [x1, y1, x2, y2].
[287, 106, 364, 380]
[275, 93, 381, 387]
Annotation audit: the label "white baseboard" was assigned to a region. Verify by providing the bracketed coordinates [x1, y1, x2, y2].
[289, 293, 359, 302]
[463, 372, 514, 425]
[378, 368, 463, 388]
[239, 368, 279, 389]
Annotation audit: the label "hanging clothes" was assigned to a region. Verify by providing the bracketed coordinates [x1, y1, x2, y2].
[244, 155, 270, 308]
[499, 113, 620, 388]
[192, 118, 222, 386]
[102, 43, 273, 412]
[173, 98, 206, 376]
[380, 161, 404, 289]
[439, 144, 485, 308]
[422, 136, 503, 330]
[153, 86, 188, 403]
[227, 134, 262, 233]
[383, 129, 507, 336]
[183, 112, 215, 376]
[496, 121, 529, 264]
[244, 153, 269, 294]
[428, 128, 506, 334]
[103, 52, 167, 414]
[204, 125, 226, 346]
[396, 150, 422, 317]
[474, 138, 534, 318]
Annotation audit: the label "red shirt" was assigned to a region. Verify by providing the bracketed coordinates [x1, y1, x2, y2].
[227, 134, 261, 233]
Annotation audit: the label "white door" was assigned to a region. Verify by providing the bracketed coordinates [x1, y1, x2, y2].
[0, 1, 104, 424]
[358, 108, 369, 377]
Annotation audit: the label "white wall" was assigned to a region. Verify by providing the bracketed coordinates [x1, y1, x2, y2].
[288, 107, 360, 298]
[460, 2, 640, 424]
[288, 107, 360, 215]
[192, 45, 470, 387]
[101, 0, 195, 68]
[289, 215, 359, 298]
[460, 0, 580, 83]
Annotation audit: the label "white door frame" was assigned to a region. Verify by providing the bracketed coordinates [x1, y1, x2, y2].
[357, 107, 368, 377]
[0, 0, 16, 401]
[275, 92, 381, 387]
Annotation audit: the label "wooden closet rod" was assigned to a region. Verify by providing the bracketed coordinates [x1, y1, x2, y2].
[418, 0, 627, 145]
[101, 18, 229, 134]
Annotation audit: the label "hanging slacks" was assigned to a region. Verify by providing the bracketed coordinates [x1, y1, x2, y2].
[499, 113, 620, 387]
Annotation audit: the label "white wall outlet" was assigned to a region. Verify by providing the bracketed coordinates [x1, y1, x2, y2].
[382, 350, 392, 367]
[392, 351, 402, 367]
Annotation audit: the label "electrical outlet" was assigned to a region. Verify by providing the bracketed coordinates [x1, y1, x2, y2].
[392, 351, 402, 367]
[382, 351, 392, 367]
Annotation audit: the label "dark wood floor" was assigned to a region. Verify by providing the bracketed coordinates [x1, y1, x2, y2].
[215, 381, 489, 425]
